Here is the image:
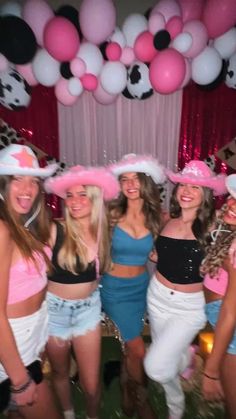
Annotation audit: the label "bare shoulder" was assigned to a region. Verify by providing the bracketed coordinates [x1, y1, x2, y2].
[0, 220, 11, 242]
[49, 219, 64, 247]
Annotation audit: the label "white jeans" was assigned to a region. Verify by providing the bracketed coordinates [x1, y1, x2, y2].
[144, 276, 206, 418]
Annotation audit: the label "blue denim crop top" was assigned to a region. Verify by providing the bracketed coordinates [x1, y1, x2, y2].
[111, 225, 153, 266]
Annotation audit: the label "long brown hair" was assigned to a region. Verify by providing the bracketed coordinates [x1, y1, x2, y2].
[0, 175, 51, 265]
[108, 172, 162, 239]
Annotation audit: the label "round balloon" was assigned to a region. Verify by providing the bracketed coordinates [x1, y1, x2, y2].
[127, 61, 153, 100]
[23, 0, 54, 46]
[0, 1, 22, 17]
[80, 0, 116, 44]
[0, 67, 31, 110]
[0, 15, 37, 64]
[149, 48, 186, 94]
[214, 28, 236, 60]
[93, 80, 118, 105]
[32, 48, 60, 86]
[191, 46, 222, 85]
[77, 42, 103, 76]
[122, 13, 148, 47]
[202, 0, 236, 39]
[100, 61, 127, 94]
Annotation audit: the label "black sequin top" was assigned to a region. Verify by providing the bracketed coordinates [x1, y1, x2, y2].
[155, 235, 204, 284]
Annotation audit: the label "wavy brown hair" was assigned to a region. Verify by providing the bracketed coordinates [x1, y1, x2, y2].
[169, 184, 216, 247]
[201, 205, 236, 277]
[108, 173, 162, 239]
[0, 175, 51, 266]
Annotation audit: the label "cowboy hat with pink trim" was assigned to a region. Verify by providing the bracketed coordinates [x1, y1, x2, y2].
[0, 144, 58, 177]
[225, 174, 236, 199]
[44, 165, 120, 200]
[109, 153, 166, 184]
[167, 160, 227, 196]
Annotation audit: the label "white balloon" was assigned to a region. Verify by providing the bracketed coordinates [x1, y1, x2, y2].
[225, 52, 236, 89]
[77, 42, 103, 76]
[108, 26, 126, 48]
[122, 13, 148, 47]
[32, 49, 60, 87]
[191, 46, 222, 85]
[0, 1, 21, 17]
[100, 61, 127, 94]
[172, 33, 193, 54]
[214, 28, 236, 60]
[68, 77, 83, 96]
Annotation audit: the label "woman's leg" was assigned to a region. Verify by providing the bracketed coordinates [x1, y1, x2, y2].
[17, 379, 63, 419]
[72, 323, 102, 419]
[221, 353, 236, 418]
[46, 337, 73, 416]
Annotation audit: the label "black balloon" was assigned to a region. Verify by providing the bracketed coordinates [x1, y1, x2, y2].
[56, 5, 82, 38]
[0, 16, 37, 65]
[60, 62, 73, 79]
[99, 41, 109, 60]
[153, 30, 171, 51]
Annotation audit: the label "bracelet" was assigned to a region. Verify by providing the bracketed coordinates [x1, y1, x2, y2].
[203, 372, 220, 381]
[10, 373, 33, 394]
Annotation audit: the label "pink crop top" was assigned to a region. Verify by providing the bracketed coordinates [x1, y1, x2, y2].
[7, 246, 51, 305]
[203, 267, 228, 297]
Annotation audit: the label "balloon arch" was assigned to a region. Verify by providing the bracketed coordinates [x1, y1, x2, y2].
[0, 0, 236, 110]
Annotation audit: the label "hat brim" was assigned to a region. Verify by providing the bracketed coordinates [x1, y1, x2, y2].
[44, 168, 120, 200]
[110, 158, 166, 185]
[0, 163, 58, 178]
[167, 170, 227, 196]
[226, 174, 236, 199]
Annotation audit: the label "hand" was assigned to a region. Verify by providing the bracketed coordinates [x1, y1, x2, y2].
[149, 249, 157, 263]
[202, 374, 224, 402]
[229, 238, 236, 267]
[11, 380, 38, 407]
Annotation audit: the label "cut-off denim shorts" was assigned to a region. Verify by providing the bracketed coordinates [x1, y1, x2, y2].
[47, 288, 102, 340]
[206, 300, 236, 355]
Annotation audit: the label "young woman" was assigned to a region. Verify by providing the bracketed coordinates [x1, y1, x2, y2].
[44, 165, 119, 419]
[201, 173, 236, 418]
[144, 160, 227, 419]
[0, 144, 62, 419]
[101, 154, 166, 419]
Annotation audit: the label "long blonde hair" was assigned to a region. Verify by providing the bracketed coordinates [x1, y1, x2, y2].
[58, 185, 110, 274]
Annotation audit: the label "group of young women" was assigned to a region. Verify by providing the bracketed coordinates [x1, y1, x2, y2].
[0, 143, 235, 419]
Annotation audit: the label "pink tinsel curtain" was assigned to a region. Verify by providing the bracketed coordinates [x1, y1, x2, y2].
[179, 82, 236, 172]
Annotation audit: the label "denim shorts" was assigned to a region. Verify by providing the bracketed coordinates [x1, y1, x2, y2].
[206, 300, 236, 355]
[47, 288, 102, 340]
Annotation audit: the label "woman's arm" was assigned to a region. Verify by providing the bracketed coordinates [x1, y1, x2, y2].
[0, 221, 29, 386]
[203, 258, 236, 400]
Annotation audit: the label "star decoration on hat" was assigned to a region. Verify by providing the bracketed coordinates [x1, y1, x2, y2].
[12, 147, 35, 168]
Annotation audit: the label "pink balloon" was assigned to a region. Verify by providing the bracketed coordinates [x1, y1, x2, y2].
[106, 42, 122, 61]
[151, 0, 181, 23]
[81, 73, 98, 91]
[70, 58, 86, 78]
[120, 47, 135, 66]
[80, 0, 116, 44]
[44, 17, 80, 62]
[23, 0, 54, 46]
[149, 48, 186, 94]
[93, 81, 118, 105]
[15, 63, 38, 86]
[0, 54, 9, 72]
[148, 13, 165, 35]
[55, 78, 80, 106]
[165, 16, 183, 39]
[183, 20, 208, 58]
[202, 0, 236, 39]
[134, 31, 157, 63]
[178, 0, 204, 23]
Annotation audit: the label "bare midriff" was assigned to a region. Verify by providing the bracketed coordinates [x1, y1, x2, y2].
[109, 263, 146, 278]
[7, 288, 46, 318]
[204, 286, 222, 303]
[155, 271, 203, 293]
[47, 279, 99, 300]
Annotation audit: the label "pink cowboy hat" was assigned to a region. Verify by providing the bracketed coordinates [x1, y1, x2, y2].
[44, 165, 120, 200]
[109, 153, 166, 184]
[167, 160, 227, 196]
[226, 174, 236, 199]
